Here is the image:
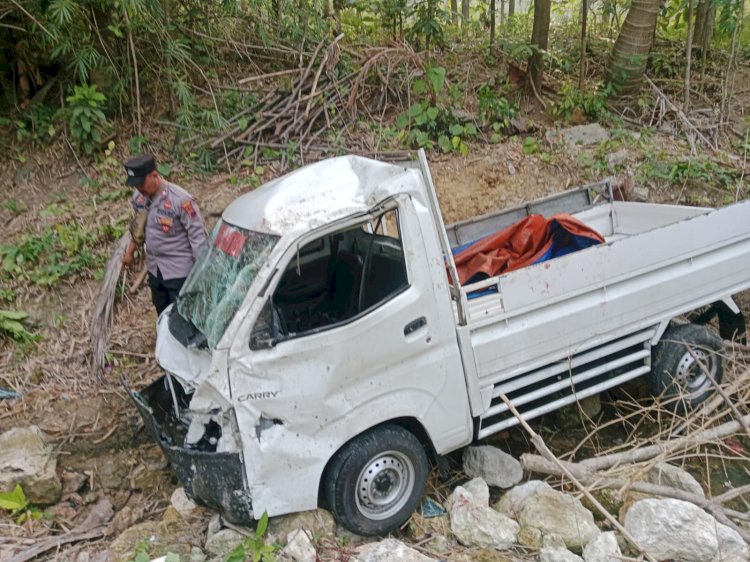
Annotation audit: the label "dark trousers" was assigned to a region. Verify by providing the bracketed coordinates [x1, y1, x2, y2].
[148, 269, 187, 315]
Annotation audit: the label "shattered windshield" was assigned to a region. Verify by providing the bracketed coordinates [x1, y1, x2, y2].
[176, 221, 279, 349]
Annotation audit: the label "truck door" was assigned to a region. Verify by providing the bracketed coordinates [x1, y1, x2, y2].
[225, 195, 472, 515]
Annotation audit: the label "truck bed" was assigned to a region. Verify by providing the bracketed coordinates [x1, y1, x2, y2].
[446, 193, 750, 438]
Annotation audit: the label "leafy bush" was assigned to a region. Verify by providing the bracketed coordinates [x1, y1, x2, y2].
[395, 66, 477, 155]
[65, 84, 111, 155]
[477, 84, 518, 141]
[551, 82, 611, 122]
[0, 310, 36, 343]
[0, 220, 120, 286]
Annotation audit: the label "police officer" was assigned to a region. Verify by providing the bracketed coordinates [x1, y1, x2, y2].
[122, 154, 207, 315]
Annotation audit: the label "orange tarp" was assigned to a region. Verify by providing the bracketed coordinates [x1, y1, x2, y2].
[453, 214, 605, 286]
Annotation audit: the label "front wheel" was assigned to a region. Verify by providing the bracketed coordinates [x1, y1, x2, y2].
[323, 425, 429, 536]
[650, 323, 723, 411]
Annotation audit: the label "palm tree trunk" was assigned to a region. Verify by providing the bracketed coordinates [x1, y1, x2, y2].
[606, 0, 661, 99]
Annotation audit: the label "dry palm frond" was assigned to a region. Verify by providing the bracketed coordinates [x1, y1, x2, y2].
[90, 233, 131, 379]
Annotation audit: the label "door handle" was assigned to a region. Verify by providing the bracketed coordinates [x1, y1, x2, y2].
[404, 316, 427, 335]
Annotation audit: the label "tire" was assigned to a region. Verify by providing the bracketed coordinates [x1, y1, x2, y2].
[323, 424, 429, 536]
[650, 323, 723, 411]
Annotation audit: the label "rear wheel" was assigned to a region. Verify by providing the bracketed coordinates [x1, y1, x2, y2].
[650, 323, 723, 410]
[324, 425, 428, 536]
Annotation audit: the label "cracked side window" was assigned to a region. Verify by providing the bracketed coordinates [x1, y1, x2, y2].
[266, 208, 408, 340]
[175, 221, 279, 349]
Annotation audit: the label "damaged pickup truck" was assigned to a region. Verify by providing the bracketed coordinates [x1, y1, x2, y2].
[126, 150, 750, 535]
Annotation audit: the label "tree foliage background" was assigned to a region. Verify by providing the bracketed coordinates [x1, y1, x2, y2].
[0, 0, 748, 162]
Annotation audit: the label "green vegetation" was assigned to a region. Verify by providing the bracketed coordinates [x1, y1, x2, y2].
[65, 84, 111, 155]
[224, 512, 279, 562]
[394, 66, 478, 155]
[0, 220, 123, 287]
[0, 485, 41, 524]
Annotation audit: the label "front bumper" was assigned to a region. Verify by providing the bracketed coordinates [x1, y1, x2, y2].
[124, 376, 254, 523]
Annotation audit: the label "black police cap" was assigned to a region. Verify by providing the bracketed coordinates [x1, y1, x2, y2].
[124, 154, 157, 187]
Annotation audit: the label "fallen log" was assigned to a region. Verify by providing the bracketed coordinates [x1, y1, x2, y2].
[567, 414, 750, 472]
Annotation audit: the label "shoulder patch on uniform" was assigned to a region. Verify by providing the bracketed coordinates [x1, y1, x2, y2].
[182, 200, 197, 218]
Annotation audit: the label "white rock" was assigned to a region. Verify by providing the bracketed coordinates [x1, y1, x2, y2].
[204, 528, 244, 557]
[354, 538, 437, 561]
[170, 487, 198, 514]
[583, 531, 621, 562]
[449, 485, 519, 549]
[540, 534, 584, 562]
[462, 446, 523, 489]
[633, 186, 650, 202]
[0, 426, 61, 505]
[712, 520, 749, 562]
[546, 124, 610, 148]
[189, 546, 206, 562]
[496, 481, 599, 551]
[269, 509, 336, 545]
[645, 463, 705, 498]
[495, 480, 553, 519]
[283, 529, 316, 562]
[624, 498, 747, 562]
[460, 477, 490, 506]
[607, 149, 629, 168]
[206, 514, 222, 540]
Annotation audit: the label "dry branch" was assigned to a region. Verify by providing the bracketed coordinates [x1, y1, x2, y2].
[90, 234, 130, 379]
[645, 76, 715, 152]
[575, 413, 750, 472]
[11, 498, 113, 562]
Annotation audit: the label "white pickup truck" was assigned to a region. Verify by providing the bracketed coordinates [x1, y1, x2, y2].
[127, 150, 750, 536]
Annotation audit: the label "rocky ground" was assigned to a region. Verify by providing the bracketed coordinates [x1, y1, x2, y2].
[1, 122, 749, 561]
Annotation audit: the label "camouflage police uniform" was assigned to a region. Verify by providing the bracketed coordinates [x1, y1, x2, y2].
[131, 183, 207, 315]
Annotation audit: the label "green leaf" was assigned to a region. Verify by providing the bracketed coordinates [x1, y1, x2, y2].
[426, 107, 439, 121]
[464, 123, 477, 136]
[0, 485, 27, 512]
[255, 511, 269, 537]
[157, 163, 171, 177]
[412, 79, 427, 95]
[238, 117, 249, 131]
[223, 543, 247, 562]
[407, 103, 424, 118]
[449, 124, 464, 136]
[437, 135, 451, 152]
[165, 553, 180, 562]
[0, 310, 28, 320]
[107, 24, 124, 38]
[426, 66, 446, 93]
